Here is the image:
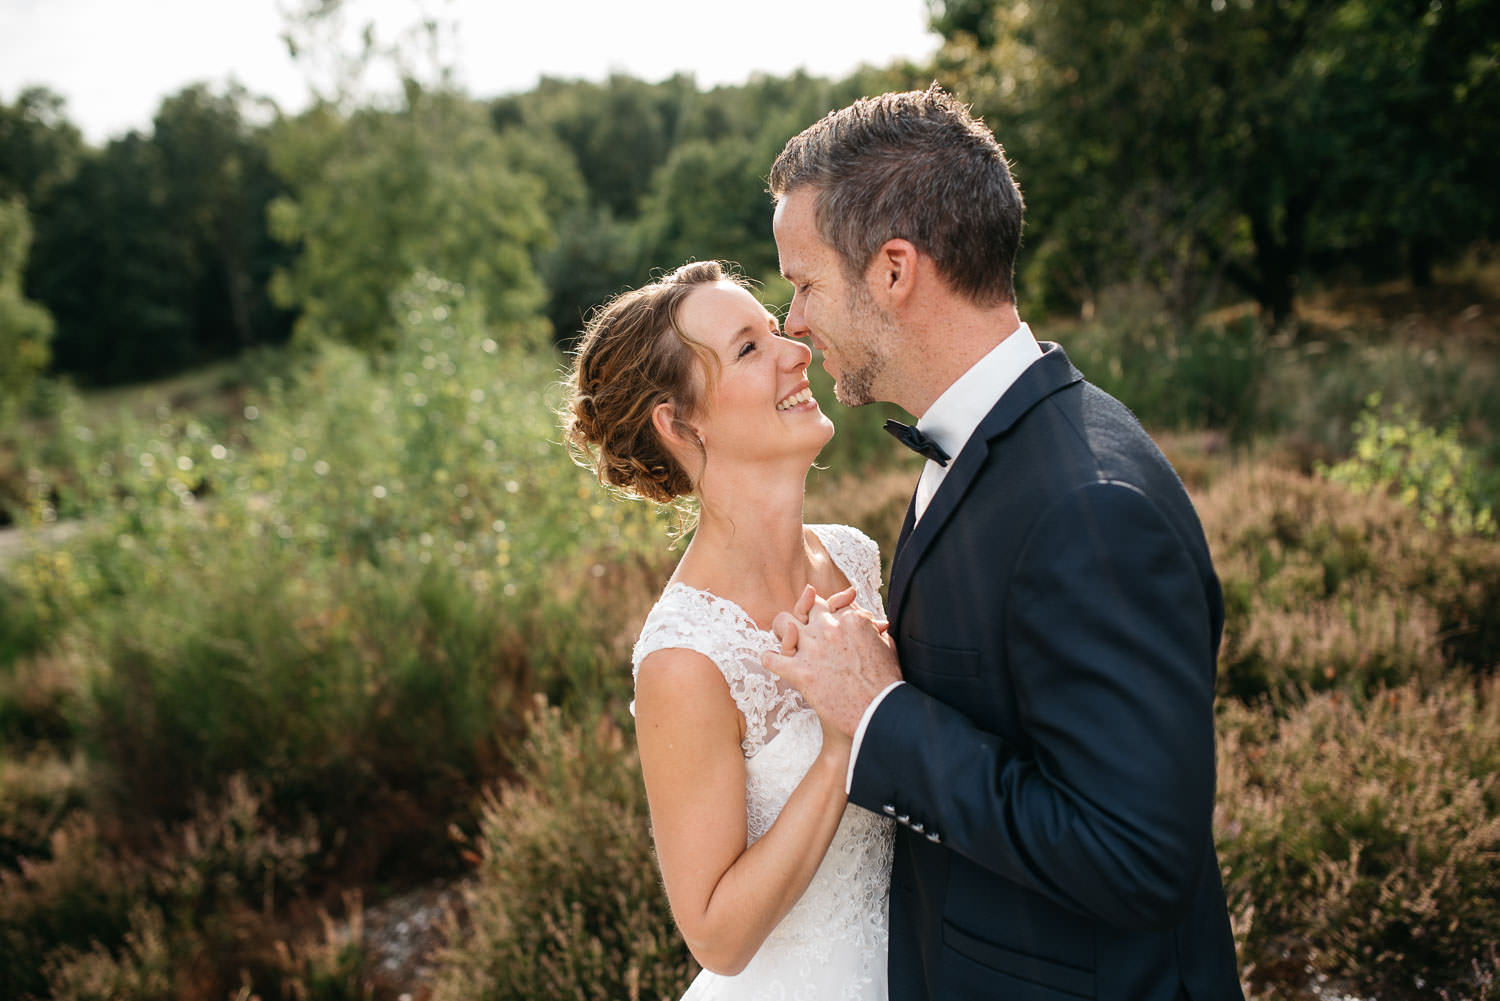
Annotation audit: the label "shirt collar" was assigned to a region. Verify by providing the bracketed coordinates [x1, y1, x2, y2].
[916, 323, 1043, 461]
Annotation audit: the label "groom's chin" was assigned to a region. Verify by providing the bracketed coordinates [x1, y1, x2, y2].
[832, 382, 871, 408]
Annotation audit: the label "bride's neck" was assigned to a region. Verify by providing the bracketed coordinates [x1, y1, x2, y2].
[676, 469, 813, 604]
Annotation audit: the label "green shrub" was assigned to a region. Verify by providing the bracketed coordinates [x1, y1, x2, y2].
[1200, 464, 1500, 702]
[78, 549, 520, 829]
[1217, 676, 1500, 989]
[1321, 394, 1495, 537]
[0, 572, 48, 665]
[432, 699, 696, 1001]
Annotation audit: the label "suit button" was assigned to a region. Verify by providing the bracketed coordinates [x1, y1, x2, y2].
[911, 822, 925, 834]
[882, 804, 897, 817]
[926, 831, 942, 844]
[897, 814, 910, 825]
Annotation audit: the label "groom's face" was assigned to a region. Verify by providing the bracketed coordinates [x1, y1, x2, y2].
[773, 188, 896, 408]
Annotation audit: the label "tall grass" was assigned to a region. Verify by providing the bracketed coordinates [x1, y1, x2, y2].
[1199, 464, 1500, 703]
[1219, 677, 1500, 988]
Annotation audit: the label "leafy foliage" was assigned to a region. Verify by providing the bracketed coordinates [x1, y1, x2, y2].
[1, 776, 321, 1001]
[0, 198, 54, 419]
[0, 87, 84, 208]
[1058, 304, 1266, 438]
[1322, 394, 1495, 537]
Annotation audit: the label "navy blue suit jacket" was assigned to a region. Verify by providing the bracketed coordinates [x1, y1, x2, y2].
[850, 344, 1243, 1000]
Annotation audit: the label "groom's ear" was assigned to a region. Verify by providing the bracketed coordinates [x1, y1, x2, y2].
[872, 238, 919, 307]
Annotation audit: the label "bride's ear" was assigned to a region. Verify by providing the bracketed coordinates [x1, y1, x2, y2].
[652, 401, 701, 454]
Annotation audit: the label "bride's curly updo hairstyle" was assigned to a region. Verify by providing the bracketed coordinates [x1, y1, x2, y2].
[563, 260, 748, 508]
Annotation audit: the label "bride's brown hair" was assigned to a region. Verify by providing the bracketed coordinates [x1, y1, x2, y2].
[563, 260, 748, 507]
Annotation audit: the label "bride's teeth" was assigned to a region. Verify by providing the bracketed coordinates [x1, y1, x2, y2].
[777, 388, 811, 411]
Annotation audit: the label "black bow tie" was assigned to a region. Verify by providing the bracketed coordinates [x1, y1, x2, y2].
[884, 419, 950, 466]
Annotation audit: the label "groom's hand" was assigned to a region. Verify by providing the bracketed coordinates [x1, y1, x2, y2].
[763, 588, 900, 738]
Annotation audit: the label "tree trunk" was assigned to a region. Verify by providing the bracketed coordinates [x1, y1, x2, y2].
[1247, 188, 1313, 329]
[1408, 237, 1435, 288]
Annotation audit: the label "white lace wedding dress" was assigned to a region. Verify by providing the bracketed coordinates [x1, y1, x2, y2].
[631, 523, 895, 1001]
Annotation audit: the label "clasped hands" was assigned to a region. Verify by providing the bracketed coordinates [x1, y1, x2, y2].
[760, 585, 902, 740]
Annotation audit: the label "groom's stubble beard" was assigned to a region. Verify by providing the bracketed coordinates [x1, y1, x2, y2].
[831, 282, 900, 408]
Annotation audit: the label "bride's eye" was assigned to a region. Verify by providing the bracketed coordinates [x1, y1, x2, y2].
[737, 340, 756, 358]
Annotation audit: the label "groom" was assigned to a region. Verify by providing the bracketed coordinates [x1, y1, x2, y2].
[762, 87, 1244, 1000]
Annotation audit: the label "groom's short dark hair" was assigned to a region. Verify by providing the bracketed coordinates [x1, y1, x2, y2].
[768, 84, 1024, 307]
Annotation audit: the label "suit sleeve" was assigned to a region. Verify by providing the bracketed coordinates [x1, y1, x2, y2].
[848, 479, 1219, 930]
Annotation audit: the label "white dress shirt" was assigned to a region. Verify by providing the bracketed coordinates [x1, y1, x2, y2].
[846, 323, 1044, 792]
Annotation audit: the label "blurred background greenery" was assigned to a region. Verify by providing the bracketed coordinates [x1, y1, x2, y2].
[1, 1, 1497, 999]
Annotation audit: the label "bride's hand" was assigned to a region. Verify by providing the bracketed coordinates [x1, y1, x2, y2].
[775, 584, 887, 659]
[774, 584, 819, 657]
[825, 585, 857, 614]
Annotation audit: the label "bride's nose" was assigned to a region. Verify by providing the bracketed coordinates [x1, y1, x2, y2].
[778, 335, 813, 369]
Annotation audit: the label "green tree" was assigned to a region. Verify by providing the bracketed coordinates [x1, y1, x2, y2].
[0, 198, 53, 417]
[0, 87, 85, 208]
[519, 74, 695, 220]
[28, 132, 201, 382]
[483, 111, 621, 345]
[1308, 0, 1500, 286]
[636, 72, 896, 297]
[932, 0, 1500, 325]
[26, 84, 290, 383]
[150, 83, 293, 352]
[637, 137, 778, 284]
[267, 86, 553, 350]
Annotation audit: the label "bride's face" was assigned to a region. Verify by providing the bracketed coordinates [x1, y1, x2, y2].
[677, 281, 834, 469]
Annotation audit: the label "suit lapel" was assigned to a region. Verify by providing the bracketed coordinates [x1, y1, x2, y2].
[887, 344, 1082, 623]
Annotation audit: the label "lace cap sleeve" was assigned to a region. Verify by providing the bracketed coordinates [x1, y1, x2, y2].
[629, 585, 795, 757]
[808, 523, 885, 619]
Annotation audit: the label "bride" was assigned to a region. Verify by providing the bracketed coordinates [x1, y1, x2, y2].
[563, 260, 894, 1000]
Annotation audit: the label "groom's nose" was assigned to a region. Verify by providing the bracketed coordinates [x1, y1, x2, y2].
[784, 293, 810, 340]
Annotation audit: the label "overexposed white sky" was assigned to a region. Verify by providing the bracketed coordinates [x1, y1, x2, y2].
[0, 0, 941, 143]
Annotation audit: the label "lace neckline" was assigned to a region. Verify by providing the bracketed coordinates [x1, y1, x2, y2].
[660, 525, 851, 635]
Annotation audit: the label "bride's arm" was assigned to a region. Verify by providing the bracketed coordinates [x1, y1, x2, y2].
[634, 647, 850, 976]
